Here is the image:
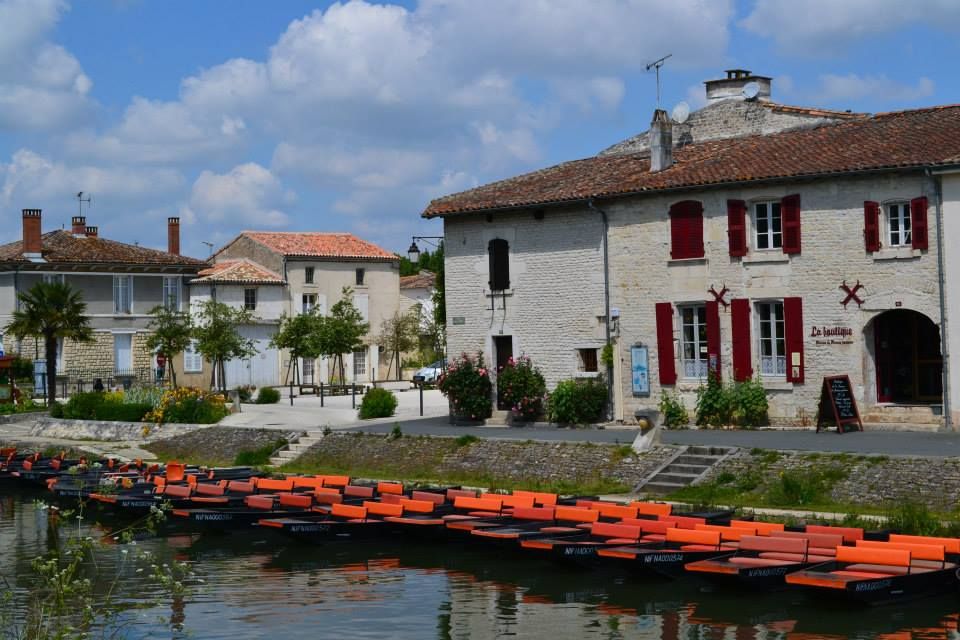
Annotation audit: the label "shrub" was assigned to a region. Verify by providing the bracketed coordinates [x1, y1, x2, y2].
[10, 356, 33, 381]
[731, 378, 769, 427]
[61, 391, 153, 421]
[547, 377, 608, 425]
[437, 352, 492, 421]
[454, 434, 479, 447]
[695, 373, 734, 427]
[695, 374, 770, 428]
[358, 387, 398, 419]
[658, 391, 689, 428]
[887, 501, 941, 536]
[123, 386, 163, 407]
[62, 392, 105, 420]
[144, 387, 229, 424]
[496, 355, 546, 421]
[233, 437, 287, 466]
[255, 387, 281, 404]
[93, 402, 153, 422]
[49, 401, 64, 418]
[236, 385, 257, 403]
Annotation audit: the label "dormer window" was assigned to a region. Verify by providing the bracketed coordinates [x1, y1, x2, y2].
[488, 239, 510, 291]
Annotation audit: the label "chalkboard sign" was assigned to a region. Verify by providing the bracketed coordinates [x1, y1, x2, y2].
[816, 375, 863, 434]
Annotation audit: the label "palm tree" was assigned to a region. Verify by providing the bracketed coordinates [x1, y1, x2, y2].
[5, 281, 93, 406]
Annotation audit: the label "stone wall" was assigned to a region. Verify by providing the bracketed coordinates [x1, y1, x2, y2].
[28, 417, 207, 442]
[5, 331, 155, 374]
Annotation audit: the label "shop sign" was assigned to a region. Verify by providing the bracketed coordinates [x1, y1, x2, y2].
[630, 345, 649, 397]
[809, 326, 854, 345]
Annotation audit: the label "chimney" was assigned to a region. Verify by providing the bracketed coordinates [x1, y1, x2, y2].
[704, 69, 772, 104]
[71, 216, 86, 235]
[85, 226, 98, 238]
[648, 109, 673, 172]
[22, 209, 42, 255]
[167, 217, 180, 255]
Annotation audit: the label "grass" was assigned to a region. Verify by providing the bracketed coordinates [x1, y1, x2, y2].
[233, 437, 288, 467]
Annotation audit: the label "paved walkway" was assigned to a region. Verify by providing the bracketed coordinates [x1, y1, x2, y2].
[342, 418, 640, 444]
[660, 428, 960, 457]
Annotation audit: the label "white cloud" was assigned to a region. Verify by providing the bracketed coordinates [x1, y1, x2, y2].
[741, 0, 960, 56]
[186, 163, 293, 228]
[0, 0, 94, 131]
[812, 74, 935, 105]
[272, 144, 435, 190]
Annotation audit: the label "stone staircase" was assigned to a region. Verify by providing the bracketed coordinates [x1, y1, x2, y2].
[269, 432, 322, 467]
[860, 404, 944, 431]
[636, 445, 738, 495]
[484, 410, 511, 426]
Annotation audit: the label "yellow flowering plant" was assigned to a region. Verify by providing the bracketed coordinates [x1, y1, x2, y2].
[144, 387, 229, 425]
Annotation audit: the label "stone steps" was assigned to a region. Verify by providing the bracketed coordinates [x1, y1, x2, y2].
[485, 410, 511, 425]
[862, 405, 943, 425]
[636, 445, 738, 495]
[268, 433, 322, 467]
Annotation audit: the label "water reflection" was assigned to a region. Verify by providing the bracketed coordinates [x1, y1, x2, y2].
[1, 488, 959, 639]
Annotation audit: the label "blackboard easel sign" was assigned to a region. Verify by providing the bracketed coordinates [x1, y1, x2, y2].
[816, 375, 863, 434]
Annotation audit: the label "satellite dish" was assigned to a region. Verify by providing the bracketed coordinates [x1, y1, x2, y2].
[671, 101, 690, 124]
[742, 82, 760, 100]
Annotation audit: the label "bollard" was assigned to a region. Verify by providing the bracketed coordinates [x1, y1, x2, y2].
[351, 383, 356, 409]
[419, 382, 424, 417]
[289, 381, 294, 406]
[320, 382, 324, 407]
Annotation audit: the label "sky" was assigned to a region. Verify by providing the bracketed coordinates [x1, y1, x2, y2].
[1, 0, 959, 260]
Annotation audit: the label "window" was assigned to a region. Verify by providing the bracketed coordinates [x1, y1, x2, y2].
[757, 301, 786, 377]
[113, 333, 132, 374]
[302, 293, 316, 314]
[487, 238, 510, 291]
[113, 276, 132, 314]
[353, 293, 369, 322]
[184, 340, 202, 373]
[353, 349, 367, 378]
[305, 267, 315, 284]
[669, 201, 705, 260]
[355, 268, 365, 286]
[42, 274, 64, 285]
[577, 348, 599, 373]
[754, 201, 782, 250]
[162, 276, 180, 310]
[887, 202, 912, 247]
[244, 288, 257, 311]
[680, 305, 708, 379]
[302, 357, 315, 383]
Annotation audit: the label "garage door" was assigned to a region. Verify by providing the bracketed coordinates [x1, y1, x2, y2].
[223, 325, 280, 388]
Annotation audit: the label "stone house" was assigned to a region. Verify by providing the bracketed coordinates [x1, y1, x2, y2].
[0, 210, 205, 388]
[195, 231, 400, 386]
[423, 70, 960, 430]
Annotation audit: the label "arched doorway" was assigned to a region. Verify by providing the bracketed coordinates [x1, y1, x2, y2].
[873, 309, 942, 404]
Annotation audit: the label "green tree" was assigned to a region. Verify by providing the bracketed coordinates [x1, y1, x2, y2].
[431, 244, 446, 332]
[271, 309, 324, 384]
[5, 281, 93, 406]
[145, 305, 192, 387]
[319, 287, 369, 383]
[375, 309, 420, 380]
[192, 300, 257, 392]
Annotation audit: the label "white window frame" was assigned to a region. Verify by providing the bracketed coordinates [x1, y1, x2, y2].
[756, 300, 786, 377]
[576, 348, 599, 374]
[162, 276, 181, 311]
[42, 274, 65, 285]
[302, 293, 317, 314]
[679, 304, 708, 380]
[886, 201, 912, 248]
[184, 340, 203, 373]
[753, 201, 782, 251]
[244, 288, 258, 311]
[302, 357, 315, 383]
[113, 275, 132, 314]
[353, 349, 367, 378]
[113, 333, 133, 374]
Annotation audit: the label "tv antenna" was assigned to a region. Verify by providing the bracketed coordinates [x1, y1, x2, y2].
[202, 241, 214, 257]
[76, 191, 92, 217]
[646, 53, 672, 109]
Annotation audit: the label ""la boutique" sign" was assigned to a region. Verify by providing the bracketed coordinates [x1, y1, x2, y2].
[809, 325, 855, 345]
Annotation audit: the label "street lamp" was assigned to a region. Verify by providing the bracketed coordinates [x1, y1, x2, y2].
[408, 236, 444, 262]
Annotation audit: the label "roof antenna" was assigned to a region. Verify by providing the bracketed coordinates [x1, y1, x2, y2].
[76, 191, 92, 217]
[202, 241, 214, 257]
[646, 53, 672, 110]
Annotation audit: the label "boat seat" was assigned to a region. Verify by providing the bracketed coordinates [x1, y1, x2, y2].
[728, 556, 795, 567]
[540, 526, 582, 534]
[603, 538, 638, 545]
[681, 544, 723, 552]
[384, 516, 445, 526]
[190, 496, 229, 504]
[466, 510, 501, 518]
[759, 552, 833, 563]
[808, 547, 837, 557]
[844, 563, 933, 575]
[831, 570, 896, 580]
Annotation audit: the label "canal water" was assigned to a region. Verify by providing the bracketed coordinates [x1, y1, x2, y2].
[1, 487, 958, 639]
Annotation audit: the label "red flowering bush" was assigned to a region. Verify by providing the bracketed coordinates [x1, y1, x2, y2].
[437, 352, 493, 421]
[497, 355, 547, 421]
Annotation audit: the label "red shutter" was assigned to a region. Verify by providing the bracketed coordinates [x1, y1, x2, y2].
[784, 297, 804, 383]
[669, 201, 704, 259]
[864, 201, 881, 252]
[911, 196, 929, 250]
[655, 302, 677, 385]
[731, 298, 752, 382]
[705, 300, 721, 381]
[727, 199, 747, 257]
[781, 194, 801, 255]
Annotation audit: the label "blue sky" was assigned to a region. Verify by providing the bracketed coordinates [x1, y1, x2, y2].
[1, 0, 958, 259]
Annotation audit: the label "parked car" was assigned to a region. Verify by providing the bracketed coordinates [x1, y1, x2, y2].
[412, 359, 447, 384]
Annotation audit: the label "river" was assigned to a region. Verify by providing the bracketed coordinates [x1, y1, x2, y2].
[0, 487, 957, 639]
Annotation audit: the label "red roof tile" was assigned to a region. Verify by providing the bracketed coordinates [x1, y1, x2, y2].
[423, 105, 960, 218]
[240, 232, 396, 261]
[192, 259, 284, 285]
[0, 230, 206, 267]
[400, 271, 436, 290]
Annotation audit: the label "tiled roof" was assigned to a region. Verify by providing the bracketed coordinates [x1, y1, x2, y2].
[0, 230, 206, 267]
[400, 271, 436, 290]
[239, 232, 396, 261]
[423, 105, 960, 218]
[192, 259, 285, 285]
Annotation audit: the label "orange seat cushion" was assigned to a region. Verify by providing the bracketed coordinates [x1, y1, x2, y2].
[729, 556, 795, 567]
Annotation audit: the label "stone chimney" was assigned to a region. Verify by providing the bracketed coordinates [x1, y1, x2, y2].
[71, 216, 86, 236]
[85, 226, 98, 238]
[167, 217, 180, 255]
[22, 209, 42, 255]
[648, 109, 673, 172]
[704, 69, 772, 104]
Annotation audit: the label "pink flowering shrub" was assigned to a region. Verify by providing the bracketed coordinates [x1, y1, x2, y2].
[497, 355, 547, 422]
[437, 352, 493, 420]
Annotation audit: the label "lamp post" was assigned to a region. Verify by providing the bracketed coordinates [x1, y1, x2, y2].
[407, 236, 444, 262]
